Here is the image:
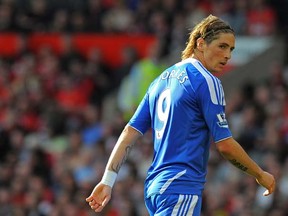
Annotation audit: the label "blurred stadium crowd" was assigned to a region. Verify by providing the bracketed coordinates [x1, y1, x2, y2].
[0, 0, 288, 215]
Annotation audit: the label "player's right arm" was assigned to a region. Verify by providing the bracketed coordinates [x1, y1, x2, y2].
[86, 87, 151, 212]
[216, 137, 275, 196]
[86, 125, 142, 212]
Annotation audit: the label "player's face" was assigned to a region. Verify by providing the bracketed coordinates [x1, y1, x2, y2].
[202, 33, 235, 73]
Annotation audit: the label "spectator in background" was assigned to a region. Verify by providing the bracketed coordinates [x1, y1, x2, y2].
[54, 73, 92, 113]
[113, 45, 139, 89]
[0, 3, 14, 31]
[168, 12, 188, 62]
[117, 40, 167, 120]
[59, 34, 84, 73]
[85, 0, 106, 32]
[49, 9, 69, 32]
[230, 0, 248, 35]
[210, 0, 234, 25]
[0, 187, 13, 215]
[148, 10, 170, 57]
[184, 0, 207, 28]
[25, 0, 51, 32]
[86, 47, 113, 107]
[246, 0, 276, 36]
[101, 0, 134, 33]
[81, 105, 106, 148]
[69, 11, 88, 32]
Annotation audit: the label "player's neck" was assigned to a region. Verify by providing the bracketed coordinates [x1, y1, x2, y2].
[191, 52, 206, 68]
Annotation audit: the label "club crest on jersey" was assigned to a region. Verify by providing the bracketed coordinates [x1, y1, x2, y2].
[216, 113, 228, 128]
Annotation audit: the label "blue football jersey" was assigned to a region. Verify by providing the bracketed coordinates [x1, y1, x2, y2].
[128, 58, 232, 198]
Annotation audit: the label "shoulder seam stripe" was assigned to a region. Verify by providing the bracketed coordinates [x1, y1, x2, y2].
[193, 60, 225, 105]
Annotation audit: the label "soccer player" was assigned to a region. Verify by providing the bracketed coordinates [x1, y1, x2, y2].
[86, 15, 275, 215]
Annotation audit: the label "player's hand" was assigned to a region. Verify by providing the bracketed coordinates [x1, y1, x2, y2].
[86, 183, 112, 212]
[256, 171, 275, 196]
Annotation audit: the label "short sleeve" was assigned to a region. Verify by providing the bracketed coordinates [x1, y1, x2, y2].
[128, 92, 151, 135]
[197, 78, 232, 142]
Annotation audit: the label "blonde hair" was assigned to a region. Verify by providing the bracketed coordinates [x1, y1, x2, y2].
[181, 15, 234, 60]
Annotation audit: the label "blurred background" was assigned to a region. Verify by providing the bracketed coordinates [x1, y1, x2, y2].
[0, 0, 287, 215]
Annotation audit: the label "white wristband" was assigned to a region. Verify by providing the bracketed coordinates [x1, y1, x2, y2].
[101, 170, 117, 188]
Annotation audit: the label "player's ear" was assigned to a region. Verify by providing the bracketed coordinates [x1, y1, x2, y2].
[196, 37, 205, 52]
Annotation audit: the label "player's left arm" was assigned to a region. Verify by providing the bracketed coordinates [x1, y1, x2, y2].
[197, 79, 275, 196]
[216, 137, 275, 196]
